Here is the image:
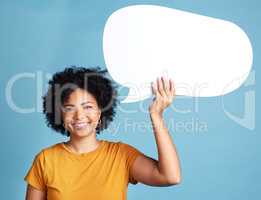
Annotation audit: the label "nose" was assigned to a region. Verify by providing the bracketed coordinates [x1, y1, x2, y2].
[74, 108, 85, 120]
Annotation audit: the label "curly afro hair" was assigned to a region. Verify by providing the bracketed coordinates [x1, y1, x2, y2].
[43, 66, 118, 137]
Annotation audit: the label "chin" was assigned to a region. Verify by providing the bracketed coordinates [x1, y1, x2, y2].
[72, 128, 95, 137]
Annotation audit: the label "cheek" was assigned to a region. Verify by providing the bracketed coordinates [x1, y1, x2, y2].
[90, 109, 101, 119]
[90, 112, 100, 119]
[62, 113, 73, 123]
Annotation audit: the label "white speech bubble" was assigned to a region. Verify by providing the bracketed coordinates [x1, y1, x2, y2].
[103, 5, 253, 103]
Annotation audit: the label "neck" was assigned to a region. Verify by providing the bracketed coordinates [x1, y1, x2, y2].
[65, 133, 101, 154]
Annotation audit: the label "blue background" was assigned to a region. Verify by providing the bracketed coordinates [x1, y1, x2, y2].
[0, 0, 260, 199]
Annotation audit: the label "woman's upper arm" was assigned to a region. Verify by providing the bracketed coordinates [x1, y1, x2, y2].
[130, 154, 174, 186]
[25, 184, 46, 200]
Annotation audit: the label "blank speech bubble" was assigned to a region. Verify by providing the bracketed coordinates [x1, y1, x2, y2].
[103, 5, 253, 103]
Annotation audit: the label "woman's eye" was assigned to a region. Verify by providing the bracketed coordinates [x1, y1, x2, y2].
[84, 106, 92, 109]
[64, 107, 74, 112]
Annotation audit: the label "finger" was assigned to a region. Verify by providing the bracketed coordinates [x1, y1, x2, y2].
[162, 76, 169, 93]
[169, 79, 176, 96]
[157, 77, 165, 97]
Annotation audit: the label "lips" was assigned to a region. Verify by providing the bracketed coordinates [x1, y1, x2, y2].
[72, 122, 89, 129]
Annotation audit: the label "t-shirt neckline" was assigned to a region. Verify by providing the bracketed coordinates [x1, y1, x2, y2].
[60, 140, 105, 157]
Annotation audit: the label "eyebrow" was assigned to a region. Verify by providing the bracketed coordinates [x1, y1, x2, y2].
[63, 101, 94, 107]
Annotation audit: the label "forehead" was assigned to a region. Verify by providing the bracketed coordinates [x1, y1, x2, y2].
[65, 88, 97, 104]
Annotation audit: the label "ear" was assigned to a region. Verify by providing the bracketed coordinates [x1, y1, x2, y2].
[98, 109, 102, 121]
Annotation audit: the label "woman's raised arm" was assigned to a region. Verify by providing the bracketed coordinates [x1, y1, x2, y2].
[130, 76, 181, 186]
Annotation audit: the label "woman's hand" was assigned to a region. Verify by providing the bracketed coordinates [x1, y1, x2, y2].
[149, 76, 175, 116]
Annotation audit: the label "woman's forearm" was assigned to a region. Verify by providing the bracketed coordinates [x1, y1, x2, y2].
[150, 112, 181, 183]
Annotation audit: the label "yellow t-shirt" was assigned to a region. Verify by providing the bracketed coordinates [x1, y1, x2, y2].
[24, 140, 143, 200]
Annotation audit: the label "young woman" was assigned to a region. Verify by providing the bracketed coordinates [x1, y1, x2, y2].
[24, 67, 181, 200]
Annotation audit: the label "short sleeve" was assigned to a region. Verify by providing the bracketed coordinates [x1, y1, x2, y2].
[24, 151, 47, 191]
[120, 143, 143, 185]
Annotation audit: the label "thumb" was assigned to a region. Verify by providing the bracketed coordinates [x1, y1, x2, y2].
[151, 81, 158, 95]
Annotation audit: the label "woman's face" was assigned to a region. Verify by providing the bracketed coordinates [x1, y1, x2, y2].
[62, 88, 101, 138]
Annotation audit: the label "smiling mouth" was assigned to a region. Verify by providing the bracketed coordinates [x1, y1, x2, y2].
[72, 122, 89, 129]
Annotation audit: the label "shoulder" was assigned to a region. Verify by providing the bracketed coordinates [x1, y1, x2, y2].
[101, 140, 129, 153]
[102, 140, 121, 152]
[34, 142, 62, 160]
[103, 140, 135, 150]
[103, 140, 142, 156]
